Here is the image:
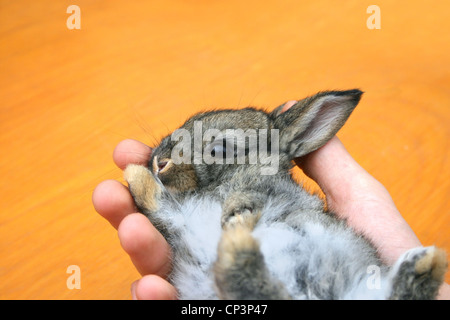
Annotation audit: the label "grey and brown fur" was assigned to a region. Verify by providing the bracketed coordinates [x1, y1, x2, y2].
[124, 89, 447, 299]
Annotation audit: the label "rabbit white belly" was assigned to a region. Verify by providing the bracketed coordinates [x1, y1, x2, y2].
[165, 197, 222, 299]
[254, 218, 388, 299]
[166, 196, 387, 300]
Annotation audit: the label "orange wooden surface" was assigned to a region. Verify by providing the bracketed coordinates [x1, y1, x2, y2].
[0, 0, 449, 299]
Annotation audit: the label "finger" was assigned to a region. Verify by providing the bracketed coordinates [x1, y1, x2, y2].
[295, 136, 384, 211]
[113, 139, 152, 170]
[118, 213, 172, 278]
[131, 275, 178, 300]
[92, 179, 137, 229]
[281, 100, 298, 112]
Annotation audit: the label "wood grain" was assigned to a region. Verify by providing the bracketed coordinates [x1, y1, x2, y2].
[0, 0, 448, 299]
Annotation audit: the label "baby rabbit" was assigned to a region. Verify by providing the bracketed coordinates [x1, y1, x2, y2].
[124, 89, 447, 299]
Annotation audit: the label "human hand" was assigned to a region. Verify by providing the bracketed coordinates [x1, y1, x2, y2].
[92, 139, 177, 300]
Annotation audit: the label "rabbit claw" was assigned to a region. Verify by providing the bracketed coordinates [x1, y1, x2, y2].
[221, 207, 260, 230]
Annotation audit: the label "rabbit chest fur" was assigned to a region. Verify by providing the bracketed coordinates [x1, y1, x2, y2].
[124, 89, 447, 300]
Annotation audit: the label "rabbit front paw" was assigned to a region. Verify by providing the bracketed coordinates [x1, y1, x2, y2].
[221, 192, 263, 229]
[221, 206, 252, 227]
[222, 208, 261, 230]
[124, 164, 162, 213]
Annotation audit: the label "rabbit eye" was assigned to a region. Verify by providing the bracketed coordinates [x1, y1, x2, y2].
[210, 141, 227, 158]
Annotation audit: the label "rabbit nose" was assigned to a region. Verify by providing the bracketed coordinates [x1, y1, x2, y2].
[152, 156, 172, 175]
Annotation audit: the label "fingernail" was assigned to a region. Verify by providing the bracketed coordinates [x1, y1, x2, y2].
[282, 100, 298, 112]
[131, 280, 138, 300]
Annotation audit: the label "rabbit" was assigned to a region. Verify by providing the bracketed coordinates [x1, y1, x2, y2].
[124, 89, 447, 299]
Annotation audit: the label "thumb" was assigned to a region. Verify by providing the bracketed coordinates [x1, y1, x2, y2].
[295, 136, 421, 265]
[295, 136, 387, 213]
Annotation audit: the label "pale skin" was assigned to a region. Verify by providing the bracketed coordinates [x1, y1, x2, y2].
[92, 101, 449, 300]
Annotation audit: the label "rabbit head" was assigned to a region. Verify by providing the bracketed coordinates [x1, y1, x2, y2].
[149, 89, 363, 194]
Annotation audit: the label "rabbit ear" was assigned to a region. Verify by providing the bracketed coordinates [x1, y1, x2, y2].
[271, 89, 363, 158]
